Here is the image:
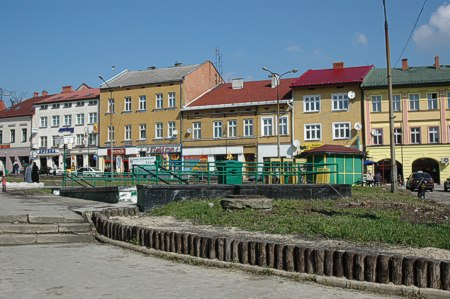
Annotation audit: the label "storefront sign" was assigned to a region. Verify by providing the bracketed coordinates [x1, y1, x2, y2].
[59, 127, 74, 133]
[36, 149, 60, 155]
[129, 156, 156, 165]
[107, 148, 126, 155]
[0, 144, 10, 149]
[149, 145, 181, 154]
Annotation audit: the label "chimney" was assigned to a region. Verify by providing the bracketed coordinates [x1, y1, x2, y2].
[33, 92, 39, 97]
[42, 90, 48, 96]
[174, 62, 182, 67]
[333, 62, 344, 69]
[231, 78, 244, 90]
[148, 66, 156, 70]
[434, 56, 440, 69]
[62, 86, 72, 93]
[402, 58, 408, 71]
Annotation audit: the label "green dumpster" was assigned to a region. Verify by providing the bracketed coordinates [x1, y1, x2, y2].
[216, 160, 243, 184]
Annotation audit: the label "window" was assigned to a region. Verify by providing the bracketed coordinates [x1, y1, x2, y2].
[139, 95, 146, 110]
[261, 117, 273, 136]
[10, 129, 15, 143]
[21, 128, 27, 143]
[52, 115, 60, 127]
[243, 119, 253, 137]
[51, 103, 60, 109]
[88, 134, 97, 146]
[303, 95, 320, 112]
[372, 128, 383, 145]
[394, 128, 402, 145]
[372, 96, 381, 112]
[168, 92, 176, 108]
[124, 97, 132, 112]
[140, 124, 147, 140]
[448, 92, 450, 109]
[168, 122, 176, 138]
[332, 93, 349, 111]
[108, 99, 115, 113]
[108, 126, 115, 141]
[193, 122, 201, 139]
[124, 125, 132, 140]
[40, 117, 48, 128]
[155, 123, 162, 139]
[89, 112, 97, 124]
[304, 124, 321, 141]
[52, 136, 59, 147]
[40, 136, 47, 147]
[427, 93, 438, 110]
[0, 131, 2, 143]
[76, 101, 84, 107]
[409, 94, 419, 111]
[332, 122, 350, 139]
[213, 121, 222, 138]
[429, 127, 439, 143]
[76, 114, 85, 125]
[40, 105, 48, 110]
[76, 134, 84, 146]
[393, 95, 401, 112]
[410, 127, 421, 144]
[279, 116, 288, 135]
[156, 94, 163, 109]
[228, 120, 237, 137]
[64, 115, 72, 126]
[88, 100, 97, 106]
[64, 103, 72, 108]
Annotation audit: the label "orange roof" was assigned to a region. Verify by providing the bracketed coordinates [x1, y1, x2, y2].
[0, 94, 54, 119]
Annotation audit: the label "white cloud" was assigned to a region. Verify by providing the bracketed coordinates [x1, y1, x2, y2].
[286, 44, 301, 52]
[413, 3, 450, 49]
[352, 32, 368, 47]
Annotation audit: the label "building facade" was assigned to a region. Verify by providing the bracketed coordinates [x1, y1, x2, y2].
[362, 57, 450, 184]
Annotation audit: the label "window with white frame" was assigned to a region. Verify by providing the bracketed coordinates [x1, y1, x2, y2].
[156, 94, 163, 109]
[243, 119, 253, 137]
[394, 128, 402, 144]
[213, 121, 222, 138]
[155, 123, 163, 139]
[332, 93, 349, 111]
[429, 126, 439, 143]
[40, 105, 48, 110]
[228, 120, 237, 137]
[52, 136, 59, 147]
[40, 136, 47, 147]
[124, 97, 132, 112]
[393, 95, 401, 112]
[304, 124, 321, 141]
[76, 134, 84, 146]
[108, 126, 114, 141]
[261, 117, 273, 136]
[76, 113, 85, 125]
[427, 93, 438, 110]
[88, 133, 97, 146]
[64, 103, 72, 108]
[279, 116, 288, 135]
[21, 128, 27, 143]
[108, 99, 115, 113]
[139, 95, 146, 110]
[332, 122, 350, 139]
[372, 96, 381, 112]
[88, 112, 97, 124]
[88, 100, 97, 106]
[52, 103, 60, 109]
[64, 115, 72, 126]
[168, 92, 176, 108]
[193, 122, 201, 139]
[303, 95, 320, 112]
[409, 94, 419, 111]
[40, 117, 48, 128]
[51, 115, 60, 127]
[10, 129, 15, 143]
[141, 124, 148, 139]
[410, 127, 421, 144]
[167, 122, 175, 138]
[124, 125, 132, 140]
[76, 101, 84, 107]
[372, 128, 383, 145]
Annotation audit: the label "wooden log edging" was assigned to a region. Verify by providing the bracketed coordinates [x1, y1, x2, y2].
[91, 210, 450, 292]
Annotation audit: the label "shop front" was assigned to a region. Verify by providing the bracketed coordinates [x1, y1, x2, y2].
[98, 147, 138, 173]
[32, 148, 61, 171]
[0, 145, 31, 174]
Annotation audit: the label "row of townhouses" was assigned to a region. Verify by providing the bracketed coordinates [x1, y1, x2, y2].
[0, 58, 449, 184]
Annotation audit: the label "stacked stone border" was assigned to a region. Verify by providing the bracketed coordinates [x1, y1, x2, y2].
[90, 207, 450, 297]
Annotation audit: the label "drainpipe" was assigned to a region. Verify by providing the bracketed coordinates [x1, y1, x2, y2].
[287, 100, 295, 157]
[179, 81, 183, 161]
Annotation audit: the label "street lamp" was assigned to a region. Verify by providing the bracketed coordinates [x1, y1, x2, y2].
[98, 75, 114, 179]
[261, 67, 298, 158]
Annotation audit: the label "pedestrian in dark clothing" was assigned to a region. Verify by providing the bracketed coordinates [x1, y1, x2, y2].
[31, 162, 40, 183]
[374, 172, 382, 186]
[417, 181, 426, 199]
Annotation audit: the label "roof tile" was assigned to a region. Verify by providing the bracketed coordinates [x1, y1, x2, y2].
[291, 65, 373, 87]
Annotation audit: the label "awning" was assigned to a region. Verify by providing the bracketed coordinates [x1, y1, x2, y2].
[58, 127, 74, 133]
[364, 160, 378, 165]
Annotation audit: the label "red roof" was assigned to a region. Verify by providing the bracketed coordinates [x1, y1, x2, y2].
[299, 144, 365, 156]
[186, 78, 295, 108]
[0, 94, 54, 119]
[291, 65, 373, 87]
[37, 86, 99, 104]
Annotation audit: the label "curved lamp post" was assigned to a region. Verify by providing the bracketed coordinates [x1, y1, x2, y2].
[261, 67, 298, 158]
[98, 75, 114, 179]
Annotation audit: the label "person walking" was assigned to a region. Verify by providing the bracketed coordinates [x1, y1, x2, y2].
[2, 176, 6, 192]
[374, 172, 382, 186]
[13, 161, 19, 175]
[31, 162, 40, 183]
[24, 163, 32, 183]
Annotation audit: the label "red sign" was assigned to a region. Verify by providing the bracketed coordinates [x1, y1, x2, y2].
[0, 144, 10, 149]
[107, 148, 126, 155]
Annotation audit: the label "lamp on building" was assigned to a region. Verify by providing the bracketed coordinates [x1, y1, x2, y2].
[261, 67, 298, 158]
[98, 75, 114, 178]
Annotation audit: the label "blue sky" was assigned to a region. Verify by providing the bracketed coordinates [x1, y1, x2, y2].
[1, 0, 449, 102]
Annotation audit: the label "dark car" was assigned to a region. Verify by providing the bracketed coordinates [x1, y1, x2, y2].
[406, 172, 434, 192]
[39, 166, 55, 175]
[444, 177, 450, 192]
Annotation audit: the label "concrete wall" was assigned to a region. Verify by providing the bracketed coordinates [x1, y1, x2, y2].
[60, 187, 119, 203]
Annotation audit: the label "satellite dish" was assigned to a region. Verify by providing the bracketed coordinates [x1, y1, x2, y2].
[172, 129, 178, 136]
[186, 128, 192, 134]
[354, 122, 362, 131]
[293, 139, 301, 147]
[371, 129, 378, 136]
[347, 91, 356, 100]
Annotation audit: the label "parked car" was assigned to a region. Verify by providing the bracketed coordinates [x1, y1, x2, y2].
[406, 172, 434, 192]
[444, 177, 450, 192]
[74, 167, 103, 177]
[40, 166, 54, 175]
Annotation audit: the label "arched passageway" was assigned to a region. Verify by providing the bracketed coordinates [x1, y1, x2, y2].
[411, 158, 440, 184]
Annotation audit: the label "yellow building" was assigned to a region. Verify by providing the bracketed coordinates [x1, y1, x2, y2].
[361, 57, 450, 184]
[98, 61, 222, 172]
[291, 62, 373, 153]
